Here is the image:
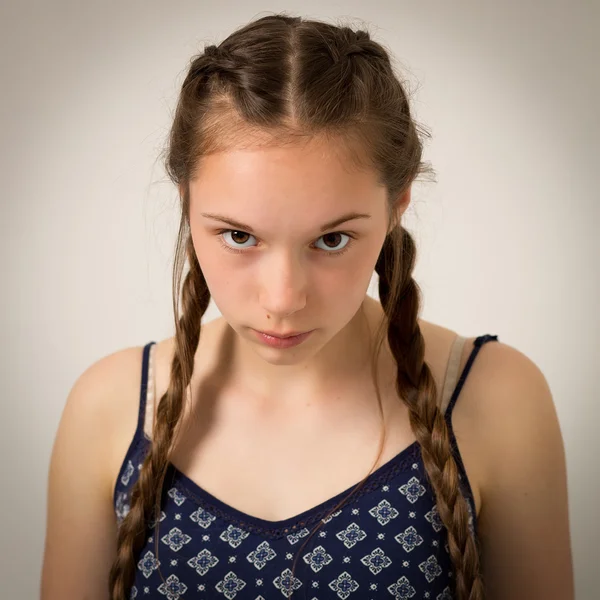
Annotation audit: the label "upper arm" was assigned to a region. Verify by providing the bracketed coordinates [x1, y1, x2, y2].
[474, 342, 575, 600]
[40, 346, 143, 600]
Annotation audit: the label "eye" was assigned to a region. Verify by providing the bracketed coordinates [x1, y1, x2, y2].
[220, 230, 257, 252]
[314, 232, 353, 254]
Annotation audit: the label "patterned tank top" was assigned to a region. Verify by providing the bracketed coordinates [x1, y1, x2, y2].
[113, 333, 499, 599]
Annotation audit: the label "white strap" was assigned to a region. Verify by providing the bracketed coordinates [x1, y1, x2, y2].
[440, 335, 467, 415]
[143, 343, 156, 440]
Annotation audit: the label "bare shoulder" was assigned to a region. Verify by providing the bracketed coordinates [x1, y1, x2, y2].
[420, 319, 559, 475]
[432, 329, 574, 598]
[461, 336, 568, 495]
[41, 343, 148, 598]
[448, 332, 560, 458]
[72, 344, 150, 494]
[56, 342, 167, 504]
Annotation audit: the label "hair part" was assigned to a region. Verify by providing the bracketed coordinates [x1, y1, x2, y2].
[108, 12, 484, 599]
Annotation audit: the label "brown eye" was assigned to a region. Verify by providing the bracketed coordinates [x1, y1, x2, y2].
[315, 232, 351, 253]
[230, 231, 250, 244]
[220, 230, 256, 251]
[322, 232, 343, 248]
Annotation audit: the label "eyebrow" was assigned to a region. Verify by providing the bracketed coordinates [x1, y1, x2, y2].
[200, 211, 372, 233]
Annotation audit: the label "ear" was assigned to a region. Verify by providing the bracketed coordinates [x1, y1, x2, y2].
[388, 185, 412, 232]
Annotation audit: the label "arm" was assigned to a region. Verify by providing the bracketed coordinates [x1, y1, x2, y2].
[474, 342, 575, 600]
[40, 347, 142, 599]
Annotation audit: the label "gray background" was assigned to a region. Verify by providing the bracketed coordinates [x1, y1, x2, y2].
[1, 0, 598, 597]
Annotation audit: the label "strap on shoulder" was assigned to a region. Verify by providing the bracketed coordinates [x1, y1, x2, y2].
[440, 335, 468, 415]
[142, 342, 156, 440]
[136, 341, 156, 440]
[443, 334, 500, 421]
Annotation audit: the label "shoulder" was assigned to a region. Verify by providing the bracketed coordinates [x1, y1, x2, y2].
[454, 335, 557, 447]
[67, 344, 146, 425]
[63, 344, 151, 495]
[431, 327, 559, 474]
[460, 337, 563, 484]
[462, 339, 574, 596]
[419, 320, 550, 431]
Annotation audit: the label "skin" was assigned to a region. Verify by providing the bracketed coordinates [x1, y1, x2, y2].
[187, 136, 410, 407]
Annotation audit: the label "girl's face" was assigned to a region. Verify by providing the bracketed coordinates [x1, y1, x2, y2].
[188, 137, 407, 366]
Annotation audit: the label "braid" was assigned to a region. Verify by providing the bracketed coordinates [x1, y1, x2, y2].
[108, 235, 210, 599]
[375, 225, 485, 600]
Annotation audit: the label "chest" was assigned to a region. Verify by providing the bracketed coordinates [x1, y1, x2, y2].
[168, 390, 421, 523]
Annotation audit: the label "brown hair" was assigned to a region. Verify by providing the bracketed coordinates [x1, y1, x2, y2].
[109, 12, 484, 599]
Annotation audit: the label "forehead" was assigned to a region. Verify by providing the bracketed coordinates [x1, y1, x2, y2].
[190, 140, 387, 229]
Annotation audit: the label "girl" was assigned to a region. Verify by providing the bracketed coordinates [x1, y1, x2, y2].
[41, 13, 574, 600]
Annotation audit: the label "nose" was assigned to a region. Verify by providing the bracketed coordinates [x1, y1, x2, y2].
[258, 251, 307, 317]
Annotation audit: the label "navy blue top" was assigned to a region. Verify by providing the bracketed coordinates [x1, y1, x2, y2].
[114, 334, 499, 599]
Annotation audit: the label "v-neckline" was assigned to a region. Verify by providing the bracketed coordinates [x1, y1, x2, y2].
[141, 433, 422, 535]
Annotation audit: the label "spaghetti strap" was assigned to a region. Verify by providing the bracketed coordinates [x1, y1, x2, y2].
[136, 341, 156, 439]
[441, 334, 499, 512]
[444, 334, 499, 425]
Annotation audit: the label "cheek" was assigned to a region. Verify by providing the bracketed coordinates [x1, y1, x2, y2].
[332, 242, 384, 304]
[190, 229, 222, 291]
[191, 231, 253, 312]
[312, 254, 377, 306]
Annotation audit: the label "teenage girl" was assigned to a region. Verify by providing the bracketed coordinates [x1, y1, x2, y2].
[41, 13, 574, 600]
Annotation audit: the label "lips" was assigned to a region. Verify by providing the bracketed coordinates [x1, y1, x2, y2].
[252, 328, 314, 349]
[257, 330, 307, 339]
